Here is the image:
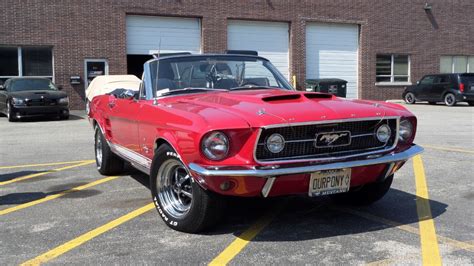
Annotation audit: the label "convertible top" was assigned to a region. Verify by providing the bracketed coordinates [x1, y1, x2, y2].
[86, 75, 140, 102]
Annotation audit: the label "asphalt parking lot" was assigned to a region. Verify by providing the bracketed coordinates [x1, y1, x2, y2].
[1, 103, 473, 265]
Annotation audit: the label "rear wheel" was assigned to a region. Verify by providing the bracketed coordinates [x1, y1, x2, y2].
[331, 175, 393, 206]
[444, 93, 456, 106]
[150, 144, 224, 233]
[6, 102, 17, 122]
[94, 127, 124, 175]
[404, 92, 416, 104]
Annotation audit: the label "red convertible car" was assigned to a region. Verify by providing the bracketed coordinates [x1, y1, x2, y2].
[88, 53, 423, 233]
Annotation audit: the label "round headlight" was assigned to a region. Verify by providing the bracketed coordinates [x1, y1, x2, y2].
[399, 119, 413, 142]
[202, 131, 229, 160]
[266, 133, 285, 153]
[376, 124, 391, 143]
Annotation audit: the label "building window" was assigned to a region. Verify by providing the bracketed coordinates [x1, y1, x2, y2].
[376, 54, 410, 83]
[440, 56, 474, 73]
[0, 46, 53, 84]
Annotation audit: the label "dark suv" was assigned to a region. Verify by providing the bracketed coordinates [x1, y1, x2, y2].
[403, 73, 474, 106]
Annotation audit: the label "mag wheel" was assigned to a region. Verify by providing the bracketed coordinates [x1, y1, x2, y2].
[444, 93, 456, 106]
[6, 102, 17, 122]
[151, 144, 224, 233]
[404, 92, 416, 104]
[94, 126, 124, 175]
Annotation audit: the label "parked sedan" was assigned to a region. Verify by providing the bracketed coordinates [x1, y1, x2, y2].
[403, 73, 474, 106]
[0, 77, 69, 121]
[89, 53, 422, 233]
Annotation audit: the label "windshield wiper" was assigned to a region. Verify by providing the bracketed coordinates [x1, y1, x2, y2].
[158, 88, 225, 96]
[229, 86, 282, 91]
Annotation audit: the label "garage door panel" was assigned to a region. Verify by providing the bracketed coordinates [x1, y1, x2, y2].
[306, 23, 359, 99]
[126, 16, 201, 55]
[228, 20, 289, 79]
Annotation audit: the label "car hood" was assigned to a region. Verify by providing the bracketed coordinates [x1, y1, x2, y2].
[161, 89, 411, 129]
[9, 90, 68, 100]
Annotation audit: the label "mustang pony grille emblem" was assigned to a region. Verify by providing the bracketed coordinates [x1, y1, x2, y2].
[315, 131, 351, 147]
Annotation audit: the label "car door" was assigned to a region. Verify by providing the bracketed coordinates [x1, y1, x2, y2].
[106, 91, 140, 153]
[430, 75, 450, 101]
[416, 75, 436, 100]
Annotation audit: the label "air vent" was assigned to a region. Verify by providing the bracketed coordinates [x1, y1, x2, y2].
[304, 93, 333, 99]
[262, 94, 301, 102]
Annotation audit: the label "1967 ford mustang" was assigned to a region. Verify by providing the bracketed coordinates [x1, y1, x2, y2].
[88, 53, 423, 233]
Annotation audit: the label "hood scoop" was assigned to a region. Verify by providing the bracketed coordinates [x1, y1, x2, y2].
[262, 94, 301, 102]
[304, 93, 333, 99]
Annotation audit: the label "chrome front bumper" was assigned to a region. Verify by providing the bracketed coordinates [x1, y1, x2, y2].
[189, 144, 423, 178]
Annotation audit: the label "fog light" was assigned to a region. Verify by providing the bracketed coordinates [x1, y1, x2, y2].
[266, 133, 285, 153]
[376, 124, 391, 143]
[219, 180, 235, 191]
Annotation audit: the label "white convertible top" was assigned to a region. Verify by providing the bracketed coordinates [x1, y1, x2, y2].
[85, 75, 141, 102]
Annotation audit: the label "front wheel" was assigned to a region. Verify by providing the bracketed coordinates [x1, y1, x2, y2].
[404, 92, 416, 104]
[6, 102, 17, 122]
[444, 93, 456, 106]
[331, 175, 393, 206]
[150, 144, 224, 233]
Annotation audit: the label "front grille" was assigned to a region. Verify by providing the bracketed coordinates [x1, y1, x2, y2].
[26, 98, 56, 106]
[255, 118, 398, 162]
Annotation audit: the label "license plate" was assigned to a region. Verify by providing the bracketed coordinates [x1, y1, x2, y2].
[309, 168, 351, 197]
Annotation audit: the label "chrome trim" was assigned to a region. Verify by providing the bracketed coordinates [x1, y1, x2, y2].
[256, 132, 376, 145]
[261, 177, 276, 198]
[109, 142, 152, 174]
[253, 117, 400, 165]
[189, 144, 423, 178]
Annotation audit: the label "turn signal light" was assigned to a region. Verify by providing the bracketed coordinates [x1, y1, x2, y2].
[460, 83, 465, 92]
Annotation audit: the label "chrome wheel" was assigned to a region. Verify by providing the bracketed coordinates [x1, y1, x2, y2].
[444, 93, 456, 106]
[95, 130, 103, 168]
[157, 159, 193, 219]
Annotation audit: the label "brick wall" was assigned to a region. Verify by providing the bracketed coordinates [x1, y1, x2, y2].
[1, 0, 473, 109]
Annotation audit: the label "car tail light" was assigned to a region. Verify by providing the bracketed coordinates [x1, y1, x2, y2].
[460, 83, 465, 92]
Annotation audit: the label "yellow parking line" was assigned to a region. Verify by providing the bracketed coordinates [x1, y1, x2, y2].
[0, 160, 94, 170]
[413, 155, 442, 265]
[209, 204, 285, 266]
[0, 161, 95, 186]
[422, 145, 474, 154]
[0, 176, 120, 216]
[335, 207, 474, 253]
[21, 203, 155, 266]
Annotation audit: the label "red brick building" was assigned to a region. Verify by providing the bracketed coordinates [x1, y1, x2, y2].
[1, 0, 473, 109]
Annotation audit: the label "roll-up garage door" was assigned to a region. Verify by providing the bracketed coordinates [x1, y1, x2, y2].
[227, 20, 290, 79]
[306, 23, 359, 98]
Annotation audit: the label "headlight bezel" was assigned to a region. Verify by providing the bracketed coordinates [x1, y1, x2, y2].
[11, 97, 25, 106]
[266, 133, 285, 153]
[201, 131, 230, 161]
[375, 124, 392, 143]
[58, 97, 69, 105]
[398, 118, 414, 143]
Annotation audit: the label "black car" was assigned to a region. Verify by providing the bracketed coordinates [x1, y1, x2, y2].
[403, 73, 474, 106]
[0, 77, 70, 121]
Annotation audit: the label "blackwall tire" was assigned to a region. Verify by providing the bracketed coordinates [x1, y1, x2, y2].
[150, 144, 224, 233]
[467, 101, 474, 106]
[331, 175, 394, 206]
[7, 102, 17, 122]
[404, 92, 416, 104]
[94, 127, 124, 175]
[444, 93, 456, 106]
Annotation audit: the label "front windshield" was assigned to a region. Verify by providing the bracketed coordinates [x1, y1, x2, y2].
[10, 79, 57, 92]
[150, 56, 292, 96]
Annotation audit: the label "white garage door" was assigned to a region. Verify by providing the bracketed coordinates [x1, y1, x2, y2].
[228, 20, 289, 79]
[126, 16, 201, 55]
[306, 23, 359, 98]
